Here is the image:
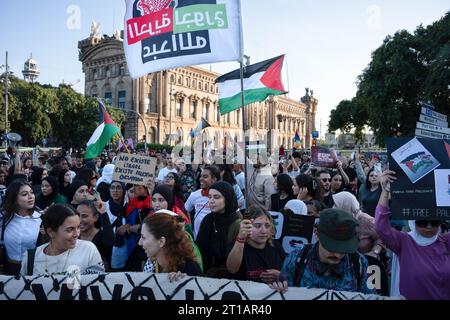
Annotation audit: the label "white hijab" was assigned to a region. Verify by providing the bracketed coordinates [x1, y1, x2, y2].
[96, 164, 115, 187]
[284, 200, 308, 215]
[390, 220, 441, 296]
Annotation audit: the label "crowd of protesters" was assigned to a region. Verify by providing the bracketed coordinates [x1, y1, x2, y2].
[0, 145, 449, 300]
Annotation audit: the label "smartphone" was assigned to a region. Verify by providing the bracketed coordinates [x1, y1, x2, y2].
[243, 212, 252, 220]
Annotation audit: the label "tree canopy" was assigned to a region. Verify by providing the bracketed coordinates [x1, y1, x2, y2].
[328, 11, 450, 146]
[0, 76, 125, 147]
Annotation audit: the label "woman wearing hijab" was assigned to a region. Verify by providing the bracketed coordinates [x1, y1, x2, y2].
[376, 170, 450, 299]
[96, 164, 115, 202]
[151, 185, 190, 225]
[196, 181, 241, 278]
[35, 176, 67, 210]
[58, 169, 72, 198]
[105, 181, 128, 270]
[30, 168, 48, 195]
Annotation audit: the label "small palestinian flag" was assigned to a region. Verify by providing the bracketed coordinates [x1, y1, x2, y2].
[216, 55, 287, 115]
[85, 99, 121, 159]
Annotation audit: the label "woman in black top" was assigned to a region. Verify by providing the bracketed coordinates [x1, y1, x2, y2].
[139, 213, 202, 280]
[58, 169, 72, 198]
[77, 199, 114, 268]
[226, 205, 286, 282]
[270, 173, 295, 212]
[196, 181, 241, 278]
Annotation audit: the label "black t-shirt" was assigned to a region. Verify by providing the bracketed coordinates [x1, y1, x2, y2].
[228, 241, 286, 282]
[322, 193, 334, 208]
[179, 259, 204, 277]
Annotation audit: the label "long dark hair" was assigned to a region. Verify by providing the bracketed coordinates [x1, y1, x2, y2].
[75, 168, 96, 186]
[365, 167, 380, 190]
[295, 174, 323, 201]
[277, 173, 294, 196]
[218, 164, 237, 185]
[165, 172, 184, 201]
[3, 180, 35, 220]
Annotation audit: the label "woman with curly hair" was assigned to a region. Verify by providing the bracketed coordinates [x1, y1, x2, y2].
[139, 213, 203, 281]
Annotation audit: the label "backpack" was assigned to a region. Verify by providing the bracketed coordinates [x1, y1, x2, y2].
[293, 244, 362, 290]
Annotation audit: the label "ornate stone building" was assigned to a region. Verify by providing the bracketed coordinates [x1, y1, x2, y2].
[78, 29, 317, 151]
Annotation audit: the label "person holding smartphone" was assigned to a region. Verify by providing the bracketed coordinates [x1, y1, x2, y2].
[226, 205, 286, 283]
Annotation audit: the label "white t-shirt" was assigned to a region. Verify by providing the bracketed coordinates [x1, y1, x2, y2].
[0, 211, 41, 262]
[21, 239, 105, 276]
[156, 167, 178, 182]
[184, 189, 211, 239]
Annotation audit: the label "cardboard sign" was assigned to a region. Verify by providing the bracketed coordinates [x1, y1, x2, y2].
[387, 137, 450, 220]
[112, 153, 157, 186]
[270, 211, 316, 254]
[311, 146, 338, 168]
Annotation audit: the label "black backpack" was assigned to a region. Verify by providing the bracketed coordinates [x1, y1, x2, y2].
[293, 244, 362, 290]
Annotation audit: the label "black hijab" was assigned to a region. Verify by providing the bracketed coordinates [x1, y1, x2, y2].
[108, 181, 126, 217]
[152, 184, 174, 211]
[36, 176, 60, 210]
[196, 181, 239, 271]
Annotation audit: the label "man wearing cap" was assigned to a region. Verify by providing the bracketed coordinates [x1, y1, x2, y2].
[270, 208, 375, 294]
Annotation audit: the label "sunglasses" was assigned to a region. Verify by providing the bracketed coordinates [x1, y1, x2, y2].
[321, 178, 331, 182]
[165, 176, 175, 180]
[415, 220, 441, 228]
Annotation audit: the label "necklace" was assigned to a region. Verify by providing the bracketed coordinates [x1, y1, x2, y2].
[44, 244, 71, 275]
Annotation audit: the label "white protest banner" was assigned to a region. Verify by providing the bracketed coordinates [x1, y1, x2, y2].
[112, 153, 157, 186]
[0, 273, 389, 300]
[421, 106, 447, 122]
[124, 0, 244, 79]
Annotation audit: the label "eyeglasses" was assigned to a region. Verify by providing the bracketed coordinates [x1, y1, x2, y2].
[165, 176, 175, 180]
[321, 179, 331, 182]
[415, 220, 441, 228]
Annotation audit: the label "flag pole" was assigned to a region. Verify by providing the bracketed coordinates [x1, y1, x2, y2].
[240, 62, 249, 210]
[100, 97, 130, 154]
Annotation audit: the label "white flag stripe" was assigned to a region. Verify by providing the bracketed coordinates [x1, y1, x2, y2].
[218, 71, 266, 99]
[87, 123, 105, 146]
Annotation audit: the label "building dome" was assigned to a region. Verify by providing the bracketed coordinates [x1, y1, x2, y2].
[22, 55, 40, 82]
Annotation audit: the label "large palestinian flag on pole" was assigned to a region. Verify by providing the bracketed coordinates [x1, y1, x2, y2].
[216, 55, 287, 115]
[85, 100, 121, 159]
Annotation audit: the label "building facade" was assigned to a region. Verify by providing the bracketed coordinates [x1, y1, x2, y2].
[78, 31, 317, 151]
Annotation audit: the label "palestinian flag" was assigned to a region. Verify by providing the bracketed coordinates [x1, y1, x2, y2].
[216, 55, 287, 115]
[85, 100, 121, 159]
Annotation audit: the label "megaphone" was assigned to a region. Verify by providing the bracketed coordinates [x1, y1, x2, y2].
[6, 132, 22, 148]
[191, 117, 211, 138]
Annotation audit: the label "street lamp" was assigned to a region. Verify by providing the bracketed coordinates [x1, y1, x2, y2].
[107, 105, 147, 152]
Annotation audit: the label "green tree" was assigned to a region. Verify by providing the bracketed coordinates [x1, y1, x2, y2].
[328, 11, 450, 146]
[9, 78, 58, 145]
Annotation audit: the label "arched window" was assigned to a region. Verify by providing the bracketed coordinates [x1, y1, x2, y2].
[178, 77, 182, 85]
[176, 98, 182, 117]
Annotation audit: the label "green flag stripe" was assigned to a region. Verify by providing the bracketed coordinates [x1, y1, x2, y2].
[219, 87, 284, 115]
[85, 123, 120, 159]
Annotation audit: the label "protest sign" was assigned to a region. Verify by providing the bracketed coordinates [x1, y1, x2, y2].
[270, 211, 316, 254]
[311, 146, 338, 168]
[387, 137, 450, 220]
[123, 0, 244, 79]
[112, 153, 157, 186]
[0, 273, 387, 300]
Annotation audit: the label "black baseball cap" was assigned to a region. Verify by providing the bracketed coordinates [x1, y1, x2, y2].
[318, 208, 359, 254]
